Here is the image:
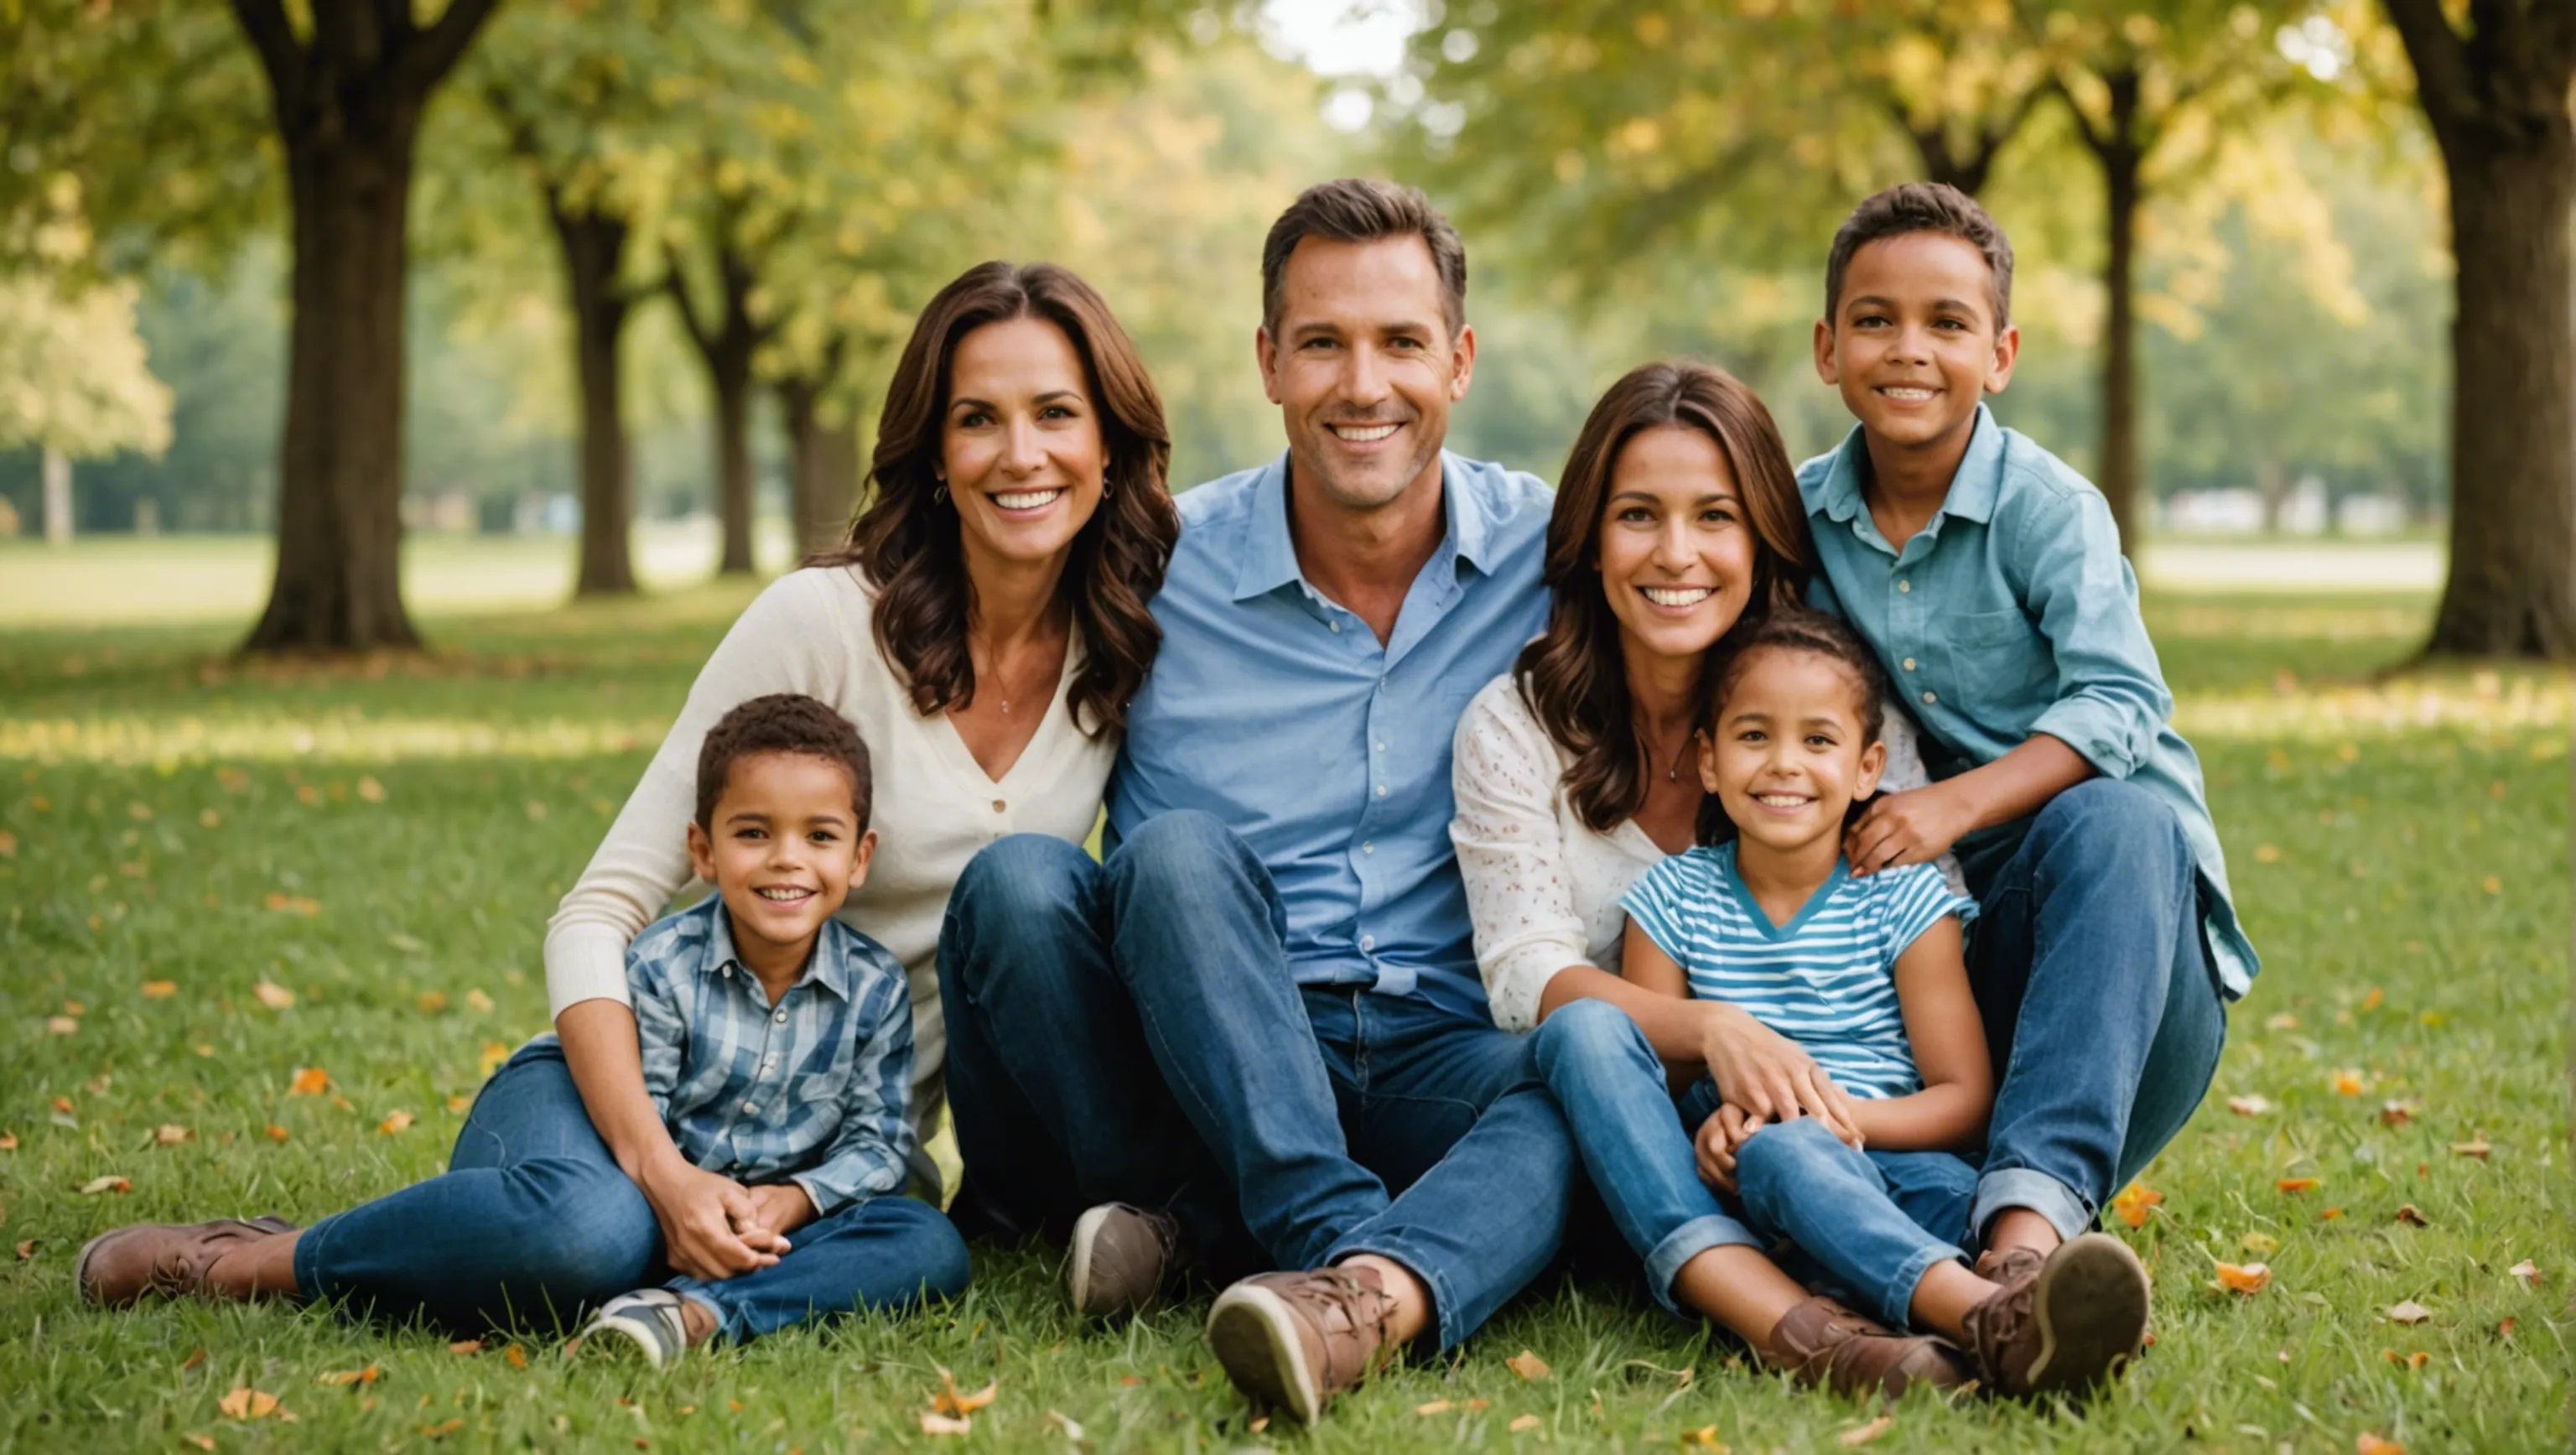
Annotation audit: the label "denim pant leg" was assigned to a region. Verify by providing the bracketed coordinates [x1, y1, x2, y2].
[1529, 1001, 1761, 1317]
[668, 1196, 970, 1343]
[1314, 993, 1577, 1352]
[1732, 1119, 1972, 1331]
[1960, 780, 2230, 1240]
[1099, 812, 1392, 1275]
[292, 1041, 661, 1333]
[937, 832, 1239, 1257]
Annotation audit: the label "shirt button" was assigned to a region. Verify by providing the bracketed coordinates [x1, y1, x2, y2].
[991, 798, 1006, 813]
[1374, 741, 1385, 753]
[1903, 657, 1917, 672]
[1362, 841, 1374, 855]
[1374, 783, 1387, 798]
[1360, 934, 1376, 952]
[740, 1100, 757, 1115]
[1921, 690, 1937, 705]
[1898, 579, 1911, 594]
[773, 1009, 787, 1024]
[1330, 621, 1343, 633]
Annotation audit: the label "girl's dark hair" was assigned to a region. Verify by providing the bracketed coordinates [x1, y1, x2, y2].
[1692, 606, 1889, 846]
[808, 261, 1180, 737]
[1515, 360, 1813, 833]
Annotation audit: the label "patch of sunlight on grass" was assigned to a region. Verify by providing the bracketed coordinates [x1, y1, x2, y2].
[2176, 668, 2568, 741]
[0, 712, 673, 766]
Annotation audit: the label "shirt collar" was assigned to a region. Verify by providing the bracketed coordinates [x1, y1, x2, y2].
[1229, 449, 1496, 603]
[701, 898, 852, 1001]
[1814, 404, 2005, 527]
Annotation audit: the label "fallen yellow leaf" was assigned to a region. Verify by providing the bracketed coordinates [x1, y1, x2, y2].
[2385, 1300, 2432, 1325]
[1509, 1415, 1542, 1433]
[931, 1367, 997, 1416]
[45, 1016, 78, 1036]
[479, 1042, 512, 1077]
[356, 776, 387, 803]
[218, 1388, 280, 1421]
[417, 991, 449, 1013]
[2226, 1094, 2272, 1116]
[1680, 1426, 1727, 1449]
[2277, 1177, 2320, 1194]
[2332, 1069, 2366, 1096]
[1414, 1400, 1455, 1416]
[2213, 1261, 2272, 1293]
[288, 1067, 330, 1095]
[378, 1110, 415, 1135]
[2265, 1011, 2299, 1031]
[2111, 1182, 2164, 1229]
[0, 1132, 16, 1152]
[264, 1125, 291, 1142]
[262, 893, 320, 917]
[2395, 1205, 2428, 1227]
[466, 989, 496, 1014]
[2253, 843, 2281, 863]
[141, 979, 178, 998]
[2358, 987, 2383, 1012]
[2355, 1430, 2407, 1452]
[2241, 1232, 2280, 1255]
[2379, 1102, 2418, 1126]
[15, 1239, 38, 1260]
[318, 1365, 382, 1386]
[1506, 1348, 1553, 1381]
[2508, 1259, 2541, 1287]
[183, 1435, 214, 1452]
[253, 980, 297, 1010]
[78, 1174, 132, 1195]
[154, 1125, 195, 1146]
[447, 1094, 472, 1112]
[2450, 1139, 2492, 1160]
[920, 1411, 971, 1437]
[447, 1339, 484, 1355]
[418, 1418, 465, 1437]
[503, 1344, 528, 1369]
[2480, 876, 2501, 895]
[1839, 1413, 1893, 1447]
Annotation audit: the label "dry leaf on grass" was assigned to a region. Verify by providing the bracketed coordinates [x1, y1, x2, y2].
[417, 991, 449, 1014]
[78, 1174, 132, 1195]
[319, 1366, 382, 1387]
[46, 1016, 79, 1036]
[447, 1339, 484, 1355]
[2355, 1434, 2406, 1455]
[1680, 1426, 1727, 1449]
[2378, 1102, 2417, 1126]
[2332, 1069, 2366, 1096]
[1415, 1400, 1455, 1416]
[262, 894, 319, 918]
[288, 1068, 329, 1095]
[2241, 1232, 2281, 1255]
[14, 1239, 37, 1260]
[2385, 1300, 2432, 1325]
[2277, 1177, 2320, 1194]
[2394, 1205, 2429, 1227]
[503, 1344, 529, 1369]
[254, 981, 297, 1011]
[264, 1125, 290, 1142]
[2264, 1011, 2298, 1030]
[141, 980, 177, 998]
[932, 1367, 997, 1416]
[418, 1418, 465, 1437]
[2111, 1183, 2163, 1229]
[378, 1110, 415, 1135]
[466, 990, 496, 1014]
[356, 776, 387, 803]
[182, 1435, 214, 1452]
[2213, 1261, 2272, 1294]
[1509, 1415, 1542, 1433]
[1839, 1413, 1893, 1447]
[2449, 1139, 2491, 1160]
[2227, 1094, 2272, 1116]
[1042, 1410, 1085, 1440]
[2507, 1260, 2540, 1287]
[920, 1411, 972, 1437]
[154, 1125, 195, 1146]
[218, 1388, 280, 1421]
[0, 1132, 18, 1152]
[1505, 1348, 1553, 1381]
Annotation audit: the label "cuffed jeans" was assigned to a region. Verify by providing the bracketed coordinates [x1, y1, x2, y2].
[937, 810, 1574, 1351]
[293, 1041, 970, 1341]
[1955, 777, 2231, 1240]
[1534, 1000, 1974, 1328]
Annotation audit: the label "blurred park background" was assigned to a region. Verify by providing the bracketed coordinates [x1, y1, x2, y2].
[1, 0, 2568, 660]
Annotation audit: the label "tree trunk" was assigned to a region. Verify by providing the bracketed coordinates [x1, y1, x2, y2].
[779, 375, 862, 556]
[243, 117, 423, 652]
[2089, 69, 2146, 556]
[2254, 455, 2288, 534]
[2422, 118, 2576, 655]
[548, 195, 636, 598]
[41, 446, 70, 548]
[669, 246, 762, 577]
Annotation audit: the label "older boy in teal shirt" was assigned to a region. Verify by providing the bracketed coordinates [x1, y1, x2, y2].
[1797, 182, 2256, 1286]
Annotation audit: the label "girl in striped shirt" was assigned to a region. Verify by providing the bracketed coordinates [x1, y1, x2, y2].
[1538, 609, 2153, 1398]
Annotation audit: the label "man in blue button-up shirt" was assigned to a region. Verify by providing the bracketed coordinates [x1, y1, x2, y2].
[938, 180, 1566, 1424]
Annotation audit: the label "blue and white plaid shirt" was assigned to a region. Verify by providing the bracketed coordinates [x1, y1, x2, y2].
[627, 896, 918, 1215]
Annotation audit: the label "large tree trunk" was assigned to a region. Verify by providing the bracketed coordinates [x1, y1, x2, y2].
[2421, 101, 2576, 654]
[244, 117, 423, 652]
[669, 245, 762, 577]
[778, 371, 860, 556]
[228, 0, 499, 654]
[2084, 67, 2146, 555]
[548, 195, 636, 598]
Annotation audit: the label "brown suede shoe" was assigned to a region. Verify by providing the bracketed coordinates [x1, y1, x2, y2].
[75, 1216, 299, 1309]
[1763, 1295, 1976, 1400]
[1204, 1265, 1394, 1425]
[1960, 1232, 2150, 1398]
[1974, 1245, 2046, 1286]
[1068, 1203, 1182, 1317]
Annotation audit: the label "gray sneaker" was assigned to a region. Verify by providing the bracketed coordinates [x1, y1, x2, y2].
[576, 1289, 693, 1367]
[1068, 1203, 1179, 1317]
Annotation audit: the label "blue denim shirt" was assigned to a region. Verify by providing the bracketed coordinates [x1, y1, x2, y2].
[627, 896, 922, 1213]
[1108, 451, 1553, 1022]
[1797, 407, 2257, 998]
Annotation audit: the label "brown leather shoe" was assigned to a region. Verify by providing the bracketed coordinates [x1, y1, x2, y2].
[75, 1216, 299, 1308]
[1763, 1295, 1976, 1400]
[1960, 1232, 2150, 1398]
[1204, 1265, 1394, 1424]
[1068, 1203, 1182, 1317]
[1974, 1244, 2046, 1286]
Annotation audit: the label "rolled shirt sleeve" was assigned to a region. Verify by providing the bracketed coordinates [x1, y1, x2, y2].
[789, 972, 917, 1218]
[2012, 486, 2173, 780]
[1449, 679, 1592, 1033]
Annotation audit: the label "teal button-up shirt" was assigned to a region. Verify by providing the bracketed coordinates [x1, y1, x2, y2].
[1797, 406, 2257, 998]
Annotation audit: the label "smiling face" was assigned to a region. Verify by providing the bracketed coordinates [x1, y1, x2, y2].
[1257, 233, 1474, 513]
[688, 751, 875, 968]
[1597, 424, 1758, 673]
[1702, 646, 1886, 858]
[1813, 231, 2018, 460]
[939, 314, 1109, 576]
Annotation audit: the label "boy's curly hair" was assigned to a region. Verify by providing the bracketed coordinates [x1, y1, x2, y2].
[1694, 608, 1890, 847]
[693, 694, 873, 832]
[1825, 181, 2014, 330]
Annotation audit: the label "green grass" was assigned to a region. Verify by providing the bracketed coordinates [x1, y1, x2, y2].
[1, 568, 2568, 1452]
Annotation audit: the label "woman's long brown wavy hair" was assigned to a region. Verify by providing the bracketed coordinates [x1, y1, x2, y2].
[1516, 361, 1813, 833]
[808, 262, 1180, 737]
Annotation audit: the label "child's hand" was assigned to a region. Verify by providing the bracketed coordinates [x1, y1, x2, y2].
[1697, 1002, 1865, 1144]
[1695, 1105, 1769, 1195]
[638, 1154, 783, 1281]
[1846, 783, 1976, 876]
[737, 1182, 817, 1243]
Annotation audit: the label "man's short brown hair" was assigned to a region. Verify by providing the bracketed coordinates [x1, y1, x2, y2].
[1260, 178, 1467, 339]
[693, 693, 873, 832]
[1825, 181, 2015, 330]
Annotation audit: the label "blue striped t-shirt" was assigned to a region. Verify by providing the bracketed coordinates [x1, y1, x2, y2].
[1622, 846, 1976, 1100]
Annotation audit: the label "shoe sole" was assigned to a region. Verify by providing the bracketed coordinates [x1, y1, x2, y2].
[1205, 1284, 1322, 1426]
[2021, 1233, 2151, 1394]
[72, 1228, 120, 1307]
[1068, 1205, 1114, 1317]
[577, 1312, 674, 1369]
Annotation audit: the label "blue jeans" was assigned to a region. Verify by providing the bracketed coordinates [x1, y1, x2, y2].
[937, 810, 1574, 1351]
[1535, 1000, 1975, 1328]
[1953, 778, 2230, 1240]
[293, 1042, 970, 1342]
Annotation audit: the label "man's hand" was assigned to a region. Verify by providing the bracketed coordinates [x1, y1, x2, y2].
[1696, 1001, 1862, 1143]
[1844, 782, 1978, 877]
[636, 1152, 785, 1281]
[738, 1182, 817, 1243]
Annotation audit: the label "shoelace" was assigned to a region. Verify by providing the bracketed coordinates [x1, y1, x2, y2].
[1302, 1270, 1395, 1389]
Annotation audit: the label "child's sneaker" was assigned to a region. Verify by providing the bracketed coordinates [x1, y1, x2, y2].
[1960, 1232, 2149, 1397]
[1761, 1295, 1976, 1400]
[574, 1289, 695, 1367]
[1068, 1202, 1180, 1317]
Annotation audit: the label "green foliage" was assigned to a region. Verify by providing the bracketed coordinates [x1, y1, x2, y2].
[0, 276, 171, 460]
[0, 573, 2566, 1449]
